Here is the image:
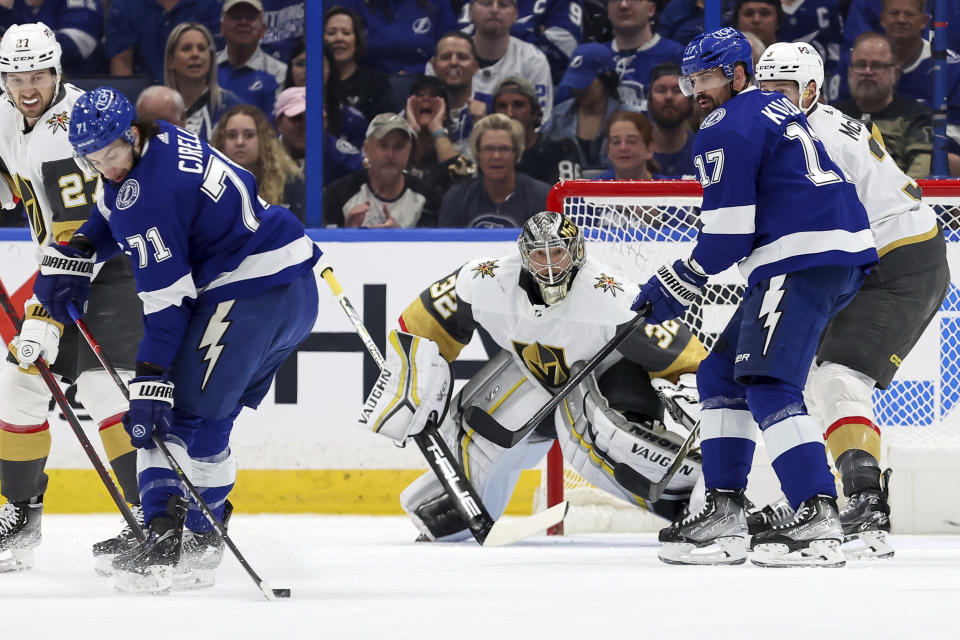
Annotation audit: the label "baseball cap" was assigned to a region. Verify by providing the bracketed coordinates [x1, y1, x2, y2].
[559, 43, 616, 92]
[493, 76, 537, 103]
[273, 86, 305, 119]
[365, 112, 416, 140]
[223, 0, 264, 13]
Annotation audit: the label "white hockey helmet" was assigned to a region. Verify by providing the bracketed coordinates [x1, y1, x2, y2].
[0, 22, 62, 97]
[518, 211, 586, 305]
[755, 42, 823, 114]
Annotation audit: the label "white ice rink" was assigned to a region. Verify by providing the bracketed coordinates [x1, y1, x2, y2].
[3, 514, 960, 640]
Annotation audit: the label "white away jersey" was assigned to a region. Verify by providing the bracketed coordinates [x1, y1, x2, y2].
[808, 104, 938, 256]
[0, 83, 99, 248]
[399, 253, 705, 390]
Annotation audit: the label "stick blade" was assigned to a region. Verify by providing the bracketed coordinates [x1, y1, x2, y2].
[463, 406, 525, 448]
[260, 581, 292, 601]
[481, 501, 570, 547]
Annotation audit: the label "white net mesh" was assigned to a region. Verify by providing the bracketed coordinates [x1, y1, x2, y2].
[538, 180, 960, 533]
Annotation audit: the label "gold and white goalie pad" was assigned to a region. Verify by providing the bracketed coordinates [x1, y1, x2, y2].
[555, 368, 702, 519]
[358, 330, 452, 444]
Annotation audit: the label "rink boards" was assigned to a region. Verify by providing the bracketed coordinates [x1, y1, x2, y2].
[0, 229, 956, 533]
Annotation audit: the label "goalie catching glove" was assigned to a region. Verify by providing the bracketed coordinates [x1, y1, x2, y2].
[632, 258, 708, 325]
[9, 296, 63, 370]
[358, 330, 452, 444]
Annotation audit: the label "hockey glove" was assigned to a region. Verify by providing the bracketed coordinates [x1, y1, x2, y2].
[123, 376, 175, 449]
[631, 258, 708, 325]
[358, 330, 452, 445]
[10, 297, 64, 370]
[33, 244, 95, 325]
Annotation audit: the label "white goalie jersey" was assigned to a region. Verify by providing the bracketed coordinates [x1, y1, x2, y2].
[0, 83, 99, 249]
[399, 252, 705, 390]
[808, 103, 938, 255]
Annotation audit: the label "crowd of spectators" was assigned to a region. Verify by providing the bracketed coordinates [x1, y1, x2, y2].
[0, 0, 956, 231]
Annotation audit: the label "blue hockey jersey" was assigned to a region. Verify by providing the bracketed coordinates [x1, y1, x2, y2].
[0, 0, 104, 74]
[607, 35, 684, 112]
[777, 0, 842, 100]
[689, 87, 876, 286]
[337, 0, 456, 74]
[76, 122, 321, 370]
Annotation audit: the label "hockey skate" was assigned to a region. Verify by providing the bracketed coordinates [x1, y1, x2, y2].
[0, 499, 42, 572]
[174, 500, 233, 590]
[92, 504, 145, 577]
[750, 495, 845, 567]
[746, 495, 795, 535]
[840, 469, 893, 560]
[113, 496, 188, 595]
[657, 489, 748, 566]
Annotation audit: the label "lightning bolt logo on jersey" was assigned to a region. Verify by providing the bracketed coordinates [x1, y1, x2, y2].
[197, 300, 234, 391]
[758, 275, 786, 356]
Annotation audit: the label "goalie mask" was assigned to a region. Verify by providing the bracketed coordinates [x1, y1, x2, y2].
[755, 42, 824, 114]
[518, 211, 585, 306]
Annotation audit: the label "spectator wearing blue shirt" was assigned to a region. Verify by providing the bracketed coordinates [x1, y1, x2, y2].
[541, 42, 624, 172]
[217, 0, 286, 117]
[261, 0, 305, 63]
[603, 0, 683, 112]
[0, 0, 105, 74]
[777, 0, 843, 101]
[656, 0, 737, 48]
[106, 0, 221, 83]
[646, 61, 696, 178]
[164, 22, 245, 141]
[336, 0, 457, 75]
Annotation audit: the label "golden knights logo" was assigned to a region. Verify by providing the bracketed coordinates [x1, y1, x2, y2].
[471, 260, 498, 279]
[512, 340, 570, 388]
[46, 111, 69, 133]
[594, 273, 624, 296]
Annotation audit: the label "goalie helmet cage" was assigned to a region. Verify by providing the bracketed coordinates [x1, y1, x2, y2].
[540, 179, 960, 535]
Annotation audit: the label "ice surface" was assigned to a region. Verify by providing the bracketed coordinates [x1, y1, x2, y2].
[3, 515, 960, 640]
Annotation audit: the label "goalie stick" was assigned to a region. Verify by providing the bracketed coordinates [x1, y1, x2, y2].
[0, 283, 145, 542]
[464, 303, 652, 449]
[319, 264, 568, 546]
[65, 302, 290, 601]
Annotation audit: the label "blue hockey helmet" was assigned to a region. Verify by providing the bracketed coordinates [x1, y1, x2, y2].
[679, 27, 754, 96]
[68, 87, 137, 158]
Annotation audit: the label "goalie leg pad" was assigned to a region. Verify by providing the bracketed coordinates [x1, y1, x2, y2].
[358, 330, 451, 443]
[400, 352, 554, 541]
[556, 372, 700, 519]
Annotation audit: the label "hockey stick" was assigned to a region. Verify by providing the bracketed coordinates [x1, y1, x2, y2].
[463, 303, 652, 448]
[319, 264, 568, 546]
[65, 302, 290, 601]
[0, 283, 145, 541]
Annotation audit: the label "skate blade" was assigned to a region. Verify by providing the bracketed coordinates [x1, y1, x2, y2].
[0, 547, 35, 573]
[843, 530, 894, 560]
[113, 565, 173, 595]
[751, 538, 846, 568]
[173, 567, 216, 591]
[658, 536, 747, 566]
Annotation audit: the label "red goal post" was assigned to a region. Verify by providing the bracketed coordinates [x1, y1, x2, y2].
[540, 178, 960, 535]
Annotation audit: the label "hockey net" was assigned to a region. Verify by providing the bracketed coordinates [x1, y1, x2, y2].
[537, 179, 960, 535]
